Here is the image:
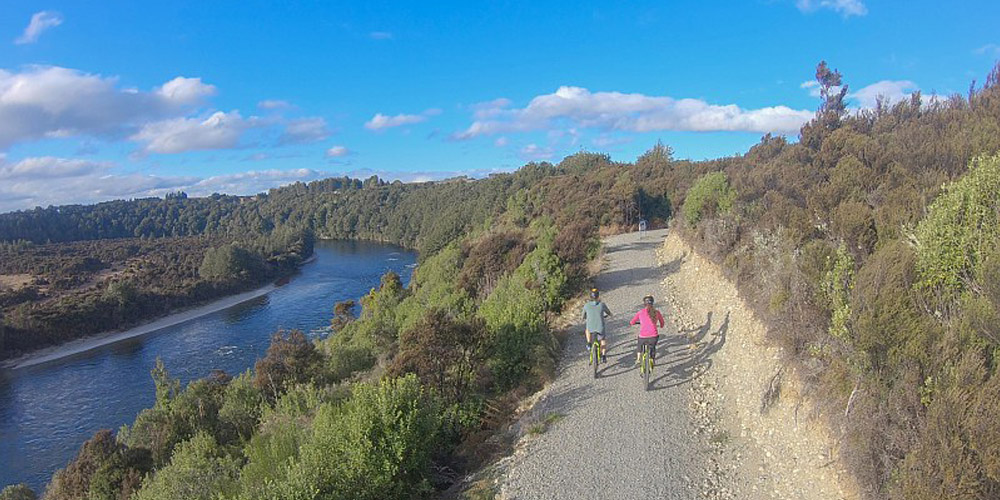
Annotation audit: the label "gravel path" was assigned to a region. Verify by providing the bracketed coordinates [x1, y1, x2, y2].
[500, 229, 711, 499]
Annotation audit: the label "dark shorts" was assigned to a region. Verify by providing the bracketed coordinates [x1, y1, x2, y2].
[586, 330, 606, 342]
[636, 335, 660, 358]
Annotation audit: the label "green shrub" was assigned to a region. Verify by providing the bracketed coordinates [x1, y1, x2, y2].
[274, 375, 442, 500]
[0, 485, 36, 500]
[682, 172, 735, 226]
[218, 370, 264, 443]
[134, 433, 240, 500]
[914, 152, 1000, 312]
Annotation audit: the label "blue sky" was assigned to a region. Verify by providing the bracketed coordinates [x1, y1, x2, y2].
[1, 0, 998, 212]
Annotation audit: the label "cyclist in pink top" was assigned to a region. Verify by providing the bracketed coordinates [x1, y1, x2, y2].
[630, 295, 666, 367]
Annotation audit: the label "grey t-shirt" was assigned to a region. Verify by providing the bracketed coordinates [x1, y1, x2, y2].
[582, 300, 612, 333]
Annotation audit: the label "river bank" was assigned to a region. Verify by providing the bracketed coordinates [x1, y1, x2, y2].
[0, 283, 277, 370]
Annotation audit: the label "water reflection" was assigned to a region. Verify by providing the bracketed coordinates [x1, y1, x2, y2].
[0, 240, 414, 491]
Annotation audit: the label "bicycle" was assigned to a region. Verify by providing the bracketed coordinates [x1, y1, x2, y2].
[588, 337, 602, 378]
[639, 343, 653, 391]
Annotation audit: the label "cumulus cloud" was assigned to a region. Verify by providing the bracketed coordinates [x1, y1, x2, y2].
[279, 117, 331, 144]
[15, 11, 63, 45]
[796, 0, 868, 17]
[325, 146, 351, 158]
[454, 86, 813, 140]
[365, 112, 428, 131]
[519, 144, 555, 161]
[156, 77, 217, 105]
[0, 66, 220, 150]
[0, 156, 106, 179]
[131, 111, 257, 154]
[0, 156, 196, 212]
[850, 80, 918, 108]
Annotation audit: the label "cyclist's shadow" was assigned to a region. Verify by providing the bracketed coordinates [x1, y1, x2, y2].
[649, 311, 729, 391]
[595, 337, 641, 378]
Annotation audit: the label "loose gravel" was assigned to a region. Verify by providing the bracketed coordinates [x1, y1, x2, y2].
[499, 229, 713, 499]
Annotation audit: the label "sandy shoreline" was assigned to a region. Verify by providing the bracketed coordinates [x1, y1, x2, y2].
[1, 283, 278, 371]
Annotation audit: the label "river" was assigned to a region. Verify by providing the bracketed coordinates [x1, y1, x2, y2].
[0, 239, 416, 492]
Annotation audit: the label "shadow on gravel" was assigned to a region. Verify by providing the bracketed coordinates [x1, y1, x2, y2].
[595, 265, 665, 294]
[522, 385, 596, 431]
[648, 311, 730, 391]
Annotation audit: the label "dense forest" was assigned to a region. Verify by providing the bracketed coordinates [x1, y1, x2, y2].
[0, 227, 314, 359]
[2, 61, 1000, 499]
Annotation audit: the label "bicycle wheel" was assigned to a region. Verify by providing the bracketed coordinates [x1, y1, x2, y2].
[643, 349, 651, 391]
[592, 341, 600, 378]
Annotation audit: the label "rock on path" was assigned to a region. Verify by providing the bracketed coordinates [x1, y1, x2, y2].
[500, 229, 711, 499]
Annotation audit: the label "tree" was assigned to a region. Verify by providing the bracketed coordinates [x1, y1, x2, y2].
[253, 330, 324, 402]
[132, 433, 239, 500]
[0, 484, 37, 500]
[390, 310, 489, 403]
[198, 244, 260, 281]
[816, 60, 849, 129]
[43, 429, 151, 500]
[331, 300, 356, 331]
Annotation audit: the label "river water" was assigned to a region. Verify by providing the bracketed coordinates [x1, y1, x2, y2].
[0, 240, 415, 492]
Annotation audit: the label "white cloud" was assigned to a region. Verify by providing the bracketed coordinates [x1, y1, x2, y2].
[974, 43, 1000, 56]
[280, 117, 331, 144]
[0, 156, 196, 212]
[519, 144, 555, 161]
[0, 153, 524, 213]
[0, 66, 217, 150]
[15, 11, 63, 45]
[370, 31, 393, 40]
[494, 137, 509, 147]
[156, 77, 217, 105]
[365, 112, 427, 131]
[0, 156, 107, 179]
[325, 146, 351, 158]
[454, 86, 814, 140]
[800, 80, 823, 98]
[592, 134, 632, 148]
[796, 0, 867, 17]
[131, 111, 257, 154]
[257, 99, 295, 110]
[471, 98, 513, 120]
[850, 80, 918, 108]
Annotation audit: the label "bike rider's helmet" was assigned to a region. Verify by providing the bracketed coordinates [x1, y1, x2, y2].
[590, 288, 600, 299]
[643, 295, 654, 305]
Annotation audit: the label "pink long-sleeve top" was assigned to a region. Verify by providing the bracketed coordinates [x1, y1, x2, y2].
[631, 308, 665, 338]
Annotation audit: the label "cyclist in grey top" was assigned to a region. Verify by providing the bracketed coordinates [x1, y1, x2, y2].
[582, 288, 613, 363]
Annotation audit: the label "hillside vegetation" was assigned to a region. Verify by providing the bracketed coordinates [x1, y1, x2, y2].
[672, 63, 1000, 498]
[3, 61, 1000, 499]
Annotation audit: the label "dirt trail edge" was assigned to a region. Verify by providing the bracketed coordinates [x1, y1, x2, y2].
[495, 228, 856, 500]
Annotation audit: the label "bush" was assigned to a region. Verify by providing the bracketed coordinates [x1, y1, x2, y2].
[133, 433, 240, 500]
[0, 485, 36, 500]
[272, 375, 442, 500]
[389, 309, 489, 404]
[458, 231, 533, 299]
[218, 370, 264, 443]
[682, 172, 735, 227]
[254, 330, 324, 402]
[914, 152, 1000, 313]
[43, 429, 151, 500]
